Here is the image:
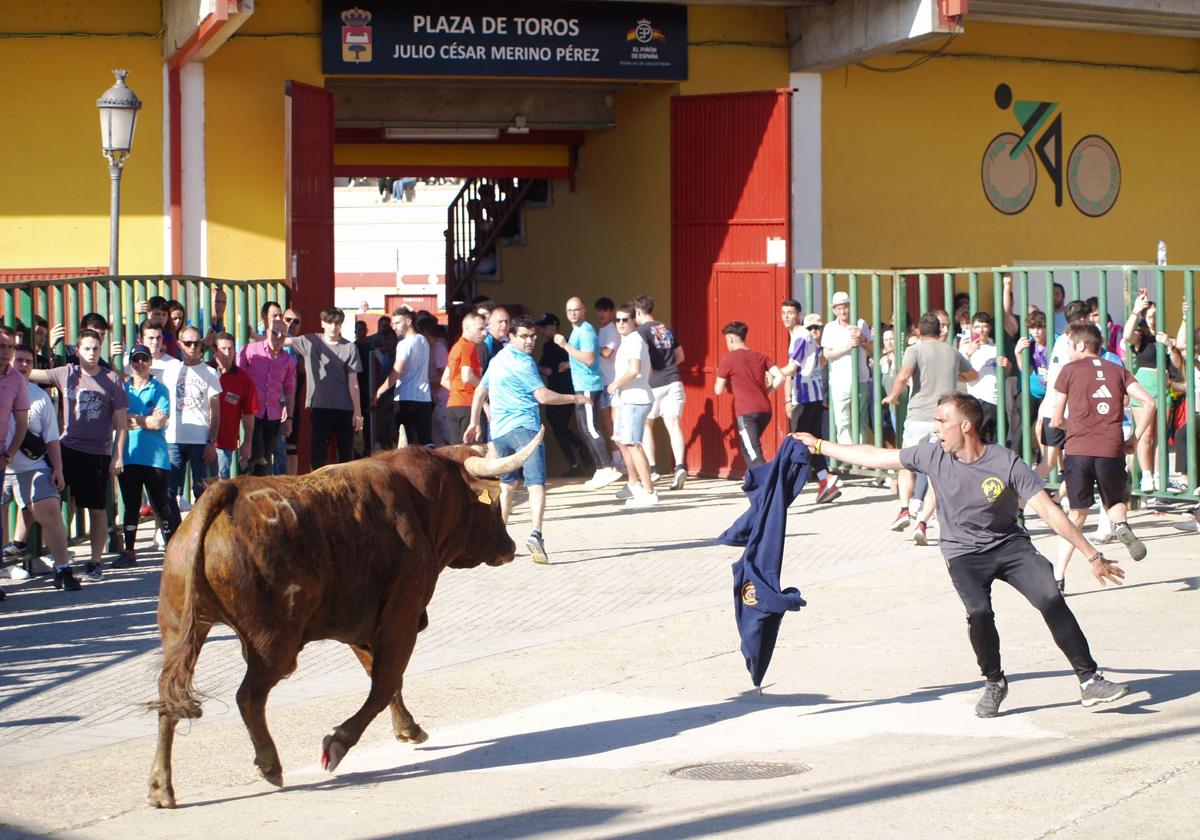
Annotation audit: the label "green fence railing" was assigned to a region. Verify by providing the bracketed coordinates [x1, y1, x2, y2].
[794, 265, 1198, 504]
[0, 274, 289, 570]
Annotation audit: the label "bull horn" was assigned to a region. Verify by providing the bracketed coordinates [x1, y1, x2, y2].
[463, 427, 546, 478]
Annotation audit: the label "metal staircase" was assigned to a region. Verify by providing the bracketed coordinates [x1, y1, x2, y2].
[444, 177, 545, 305]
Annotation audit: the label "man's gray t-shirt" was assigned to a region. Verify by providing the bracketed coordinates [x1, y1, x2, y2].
[290, 335, 363, 411]
[901, 340, 971, 421]
[900, 441, 1044, 560]
[43, 365, 129, 456]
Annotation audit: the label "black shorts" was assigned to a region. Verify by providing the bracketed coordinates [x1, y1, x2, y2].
[1040, 417, 1066, 448]
[1063, 454, 1128, 511]
[61, 445, 111, 510]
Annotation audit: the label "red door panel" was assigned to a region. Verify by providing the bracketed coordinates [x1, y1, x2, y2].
[285, 80, 334, 473]
[671, 90, 791, 478]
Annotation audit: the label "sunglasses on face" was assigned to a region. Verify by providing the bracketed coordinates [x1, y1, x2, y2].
[285, 317, 301, 324]
[614, 317, 631, 323]
[180, 340, 200, 347]
[131, 356, 150, 364]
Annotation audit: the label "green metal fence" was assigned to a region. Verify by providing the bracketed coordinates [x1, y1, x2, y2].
[0, 274, 288, 568]
[794, 265, 1198, 503]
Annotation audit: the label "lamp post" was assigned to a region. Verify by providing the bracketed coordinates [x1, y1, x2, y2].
[97, 69, 142, 275]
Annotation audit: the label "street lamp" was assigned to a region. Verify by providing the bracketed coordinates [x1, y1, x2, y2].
[97, 69, 142, 275]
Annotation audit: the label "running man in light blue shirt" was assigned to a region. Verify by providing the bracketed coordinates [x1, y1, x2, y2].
[466, 314, 585, 565]
[554, 296, 620, 489]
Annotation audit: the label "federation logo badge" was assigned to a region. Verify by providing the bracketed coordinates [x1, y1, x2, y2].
[741, 582, 759, 607]
[627, 19, 667, 44]
[341, 7, 373, 63]
[981, 477, 1005, 504]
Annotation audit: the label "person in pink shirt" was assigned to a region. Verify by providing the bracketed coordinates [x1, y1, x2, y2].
[0, 326, 30, 601]
[237, 321, 296, 476]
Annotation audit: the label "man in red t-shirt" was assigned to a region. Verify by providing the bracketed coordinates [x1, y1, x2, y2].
[714, 321, 783, 468]
[443, 311, 486, 443]
[210, 333, 259, 479]
[1051, 323, 1155, 582]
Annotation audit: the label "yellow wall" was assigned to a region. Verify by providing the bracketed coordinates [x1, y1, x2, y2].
[204, 1, 323, 280]
[822, 22, 1200, 270]
[0, 1, 164, 273]
[502, 5, 789, 325]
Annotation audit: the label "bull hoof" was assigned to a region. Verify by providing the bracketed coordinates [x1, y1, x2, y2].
[396, 725, 428, 744]
[258, 762, 284, 787]
[147, 780, 176, 809]
[321, 734, 348, 773]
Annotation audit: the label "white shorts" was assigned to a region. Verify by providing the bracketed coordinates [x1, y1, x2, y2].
[647, 381, 685, 420]
[902, 419, 936, 448]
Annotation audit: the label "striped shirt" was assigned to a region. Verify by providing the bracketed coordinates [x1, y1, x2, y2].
[789, 333, 825, 404]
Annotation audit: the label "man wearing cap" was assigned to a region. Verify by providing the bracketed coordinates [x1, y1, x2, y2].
[537, 312, 590, 476]
[821, 291, 875, 448]
[555, 297, 621, 489]
[778, 301, 841, 503]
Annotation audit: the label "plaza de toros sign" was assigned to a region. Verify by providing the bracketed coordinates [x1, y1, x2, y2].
[323, 2, 688, 81]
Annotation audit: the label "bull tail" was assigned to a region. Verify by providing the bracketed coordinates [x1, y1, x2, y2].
[150, 482, 240, 720]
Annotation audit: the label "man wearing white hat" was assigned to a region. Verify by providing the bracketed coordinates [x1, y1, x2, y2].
[820, 291, 874, 447]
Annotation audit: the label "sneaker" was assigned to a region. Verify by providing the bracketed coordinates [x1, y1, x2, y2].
[816, 475, 843, 504]
[82, 562, 103, 582]
[526, 531, 549, 565]
[889, 509, 912, 532]
[1165, 477, 1188, 494]
[614, 484, 635, 500]
[154, 528, 166, 550]
[912, 521, 928, 546]
[7, 565, 31, 581]
[1092, 527, 1117, 545]
[650, 470, 661, 484]
[53, 567, 82, 591]
[1080, 673, 1130, 707]
[975, 677, 1008, 718]
[111, 550, 138, 569]
[626, 491, 660, 508]
[1114, 523, 1147, 562]
[2, 542, 24, 559]
[585, 467, 622, 490]
[1171, 516, 1199, 533]
[138, 502, 153, 517]
[1139, 473, 1155, 493]
[669, 467, 688, 491]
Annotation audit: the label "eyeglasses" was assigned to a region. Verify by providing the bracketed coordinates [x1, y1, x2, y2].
[285, 317, 301, 324]
[131, 356, 150, 364]
[614, 317, 631, 323]
[514, 332, 537, 341]
[179, 340, 200, 347]
[807, 325, 821, 331]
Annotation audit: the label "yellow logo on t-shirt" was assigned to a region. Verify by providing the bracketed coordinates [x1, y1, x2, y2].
[981, 477, 1005, 503]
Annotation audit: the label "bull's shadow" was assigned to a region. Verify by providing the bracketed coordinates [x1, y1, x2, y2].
[307, 691, 833, 790]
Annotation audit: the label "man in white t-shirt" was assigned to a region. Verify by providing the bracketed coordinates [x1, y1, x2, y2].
[821, 291, 874, 445]
[960, 311, 1004, 442]
[378, 306, 432, 446]
[608, 303, 658, 508]
[163, 325, 222, 529]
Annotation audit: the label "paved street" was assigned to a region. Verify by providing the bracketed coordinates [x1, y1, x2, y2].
[1, 471, 1197, 839]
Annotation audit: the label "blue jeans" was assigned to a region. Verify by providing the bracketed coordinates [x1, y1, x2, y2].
[274, 426, 288, 474]
[492, 426, 546, 487]
[168, 443, 208, 524]
[214, 448, 235, 481]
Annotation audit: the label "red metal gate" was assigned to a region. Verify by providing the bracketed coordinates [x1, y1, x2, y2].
[671, 90, 791, 478]
[285, 80, 335, 473]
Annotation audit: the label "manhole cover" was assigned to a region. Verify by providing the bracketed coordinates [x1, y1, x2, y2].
[668, 761, 811, 781]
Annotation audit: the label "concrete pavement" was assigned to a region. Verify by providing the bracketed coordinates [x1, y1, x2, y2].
[1, 472, 1197, 839]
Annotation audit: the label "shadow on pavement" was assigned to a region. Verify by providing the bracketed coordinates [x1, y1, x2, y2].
[358, 806, 629, 840]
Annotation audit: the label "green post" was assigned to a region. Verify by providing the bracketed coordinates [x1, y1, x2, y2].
[1070, 269, 1081, 302]
[802, 272, 815, 318]
[1126, 269, 1142, 495]
[1154, 267, 1169, 495]
[992, 271, 1007, 448]
[1045, 270, 1056, 347]
[871, 273, 883, 449]
[1017, 273, 1032, 465]
[1184, 270, 1197, 494]
[1098, 269, 1110, 342]
[918, 272, 929, 317]
[824, 272, 835, 322]
[894, 272, 908, 448]
[848, 273, 861, 444]
[968, 271, 979, 318]
[236, 283, 249, 348]
[943, 272, 954, 343]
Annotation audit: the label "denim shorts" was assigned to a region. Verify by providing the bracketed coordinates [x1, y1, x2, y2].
[492, 426, 547, 487]
[614, 400, 653, 446]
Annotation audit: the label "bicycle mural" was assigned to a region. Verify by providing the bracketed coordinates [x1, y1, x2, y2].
[981, 82, 1120, 218]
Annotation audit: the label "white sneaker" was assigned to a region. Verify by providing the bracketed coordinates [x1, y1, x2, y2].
[586, 467, 622, 490]
[154, 528, 166, 550]
[650, 470, 661, 484]
[626, 490, 660, 508]
[1139, 473, 1155, 493]
[1172, 516, 1199, 533]
[1093, 527, 1117, 545]
[7, 565, 30, 581]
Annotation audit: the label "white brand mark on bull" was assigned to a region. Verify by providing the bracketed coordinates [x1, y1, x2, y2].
[246, 487, 299, 527]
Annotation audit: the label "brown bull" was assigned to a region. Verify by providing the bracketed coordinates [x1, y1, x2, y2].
[146, 431, 543, 809]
